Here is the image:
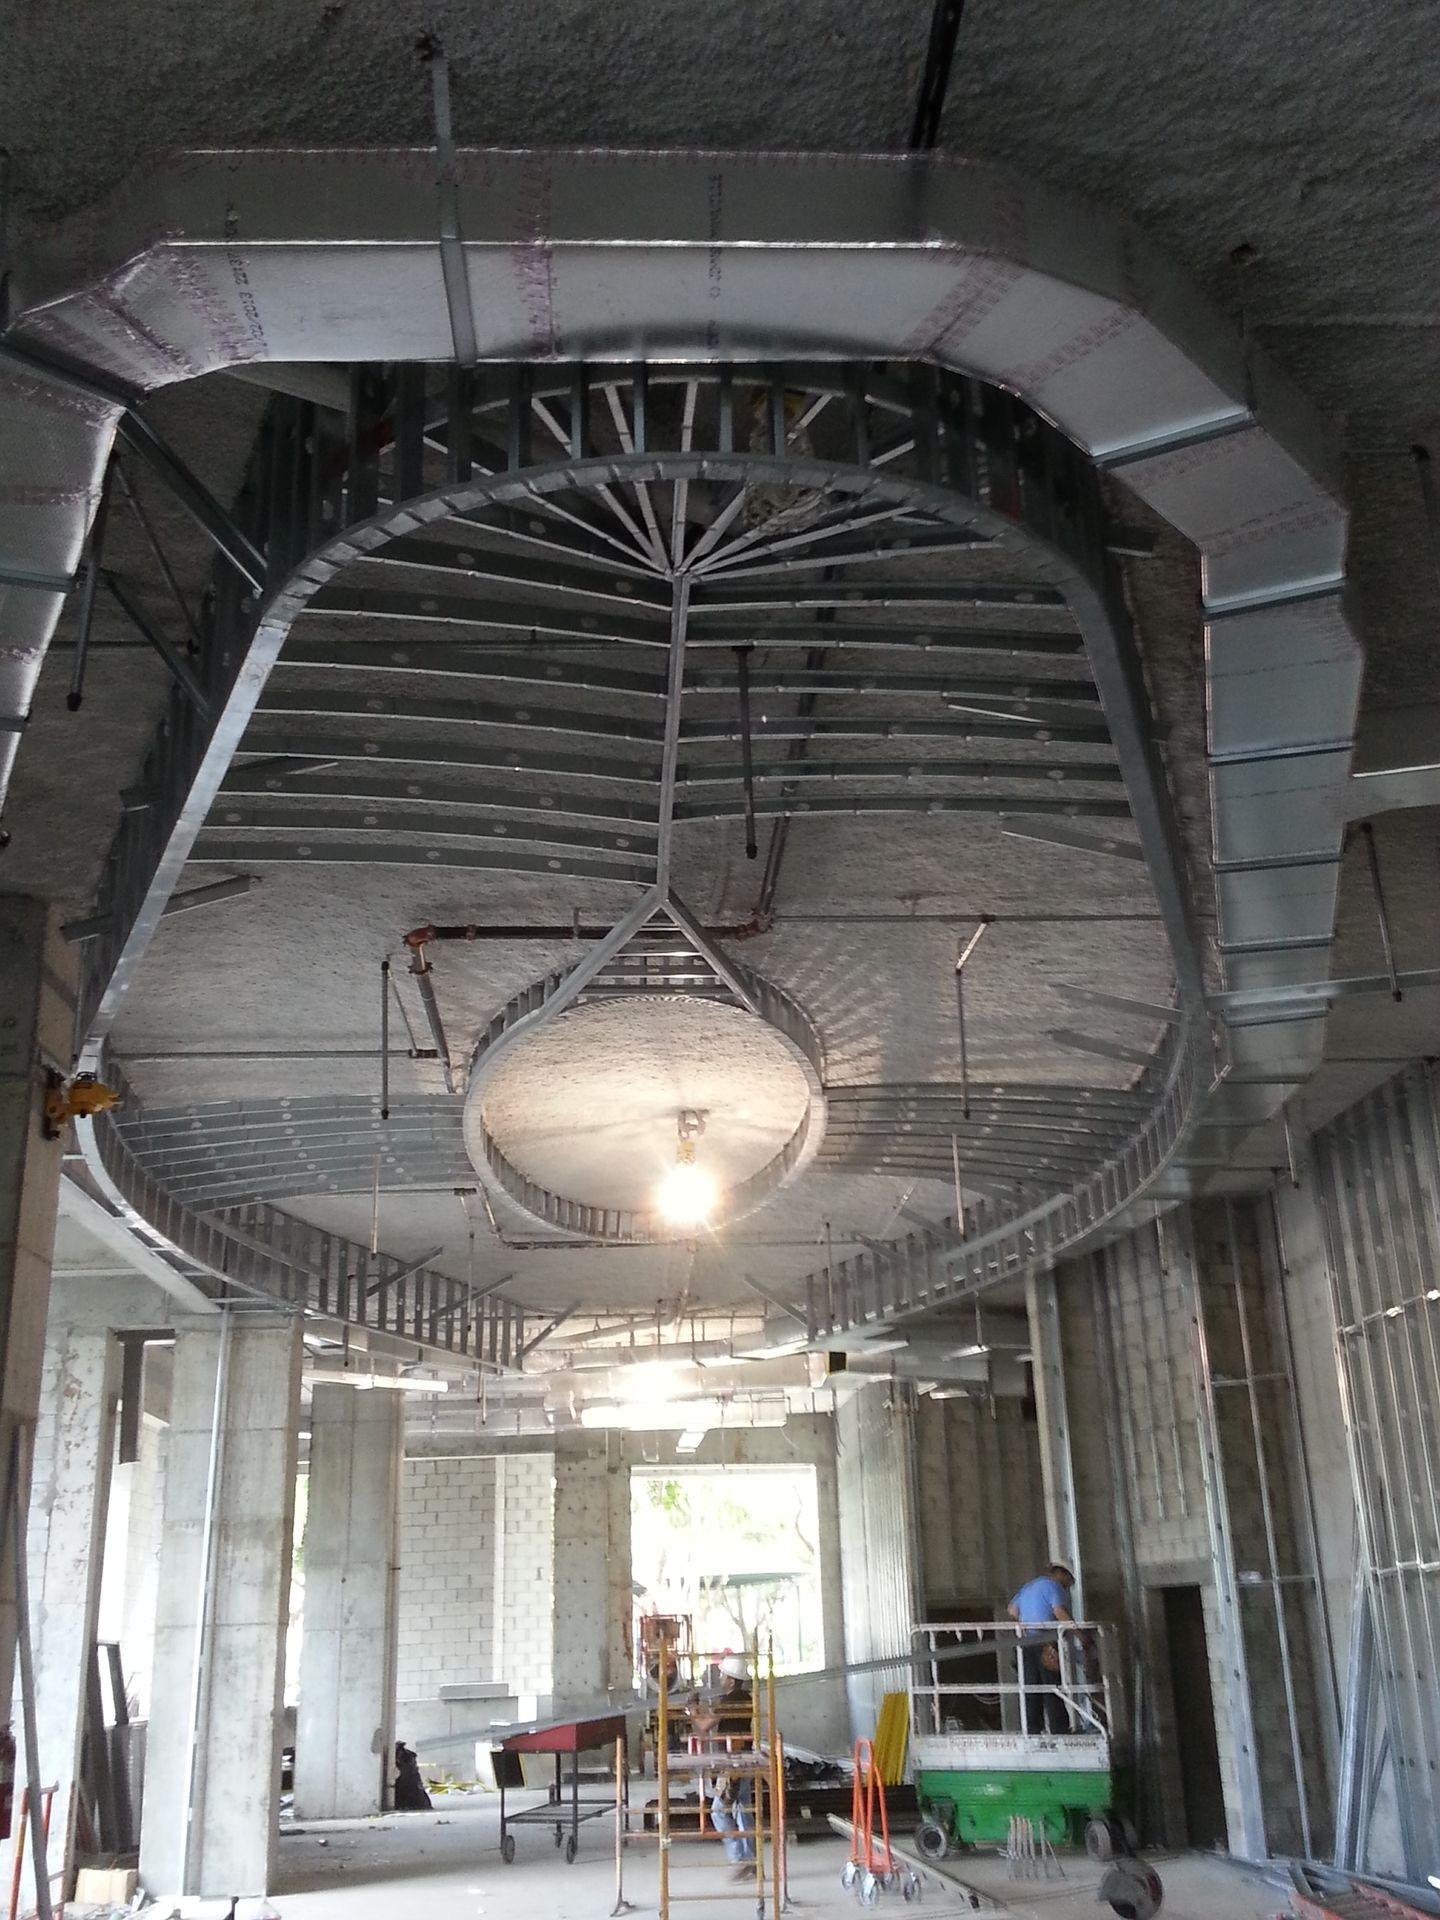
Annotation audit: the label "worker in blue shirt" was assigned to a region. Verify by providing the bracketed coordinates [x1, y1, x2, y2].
[1007, 1564, 1076, 1736]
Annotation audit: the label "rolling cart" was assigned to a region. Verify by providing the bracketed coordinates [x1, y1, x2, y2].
[493, 1712, 629, 1864]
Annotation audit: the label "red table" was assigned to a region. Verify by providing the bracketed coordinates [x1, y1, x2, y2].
[493, 1714, 629, 1864]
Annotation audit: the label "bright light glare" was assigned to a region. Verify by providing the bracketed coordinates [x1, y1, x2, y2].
[656, 1160, 718, 1227]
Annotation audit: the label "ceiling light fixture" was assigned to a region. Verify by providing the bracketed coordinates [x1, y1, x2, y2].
[656, 1109, 716, 1228]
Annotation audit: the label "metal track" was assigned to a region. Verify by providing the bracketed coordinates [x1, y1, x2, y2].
[82, 1072, 523, 1369]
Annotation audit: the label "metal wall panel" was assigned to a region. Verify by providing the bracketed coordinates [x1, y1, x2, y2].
[1314, 1064, 1440, 1879]
[835, 1385, 918, 1741]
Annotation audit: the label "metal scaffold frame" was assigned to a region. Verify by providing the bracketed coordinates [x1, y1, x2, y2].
[626, 1639, 786, 1920]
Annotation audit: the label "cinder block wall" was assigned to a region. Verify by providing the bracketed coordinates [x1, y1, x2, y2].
[402, 1416, 848, 1751]
[396, 1456, 498, 1701]
[493, 1452, 555, 1695]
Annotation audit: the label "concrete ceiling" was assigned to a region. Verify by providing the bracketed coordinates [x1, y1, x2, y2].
[5, 1, 1438, 1397]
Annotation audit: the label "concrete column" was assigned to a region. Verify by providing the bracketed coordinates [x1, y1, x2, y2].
[0, 900, 76, 1712]
[293, 1386, 402, 1819]
[13, 1319, 119, 1908]
[139, 1314, 301, 1899]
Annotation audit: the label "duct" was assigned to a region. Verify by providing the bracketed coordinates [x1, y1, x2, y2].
[843, 1350, 1031, 1397]
[0, 360, 117, 809]
[0, 148, 1360, 1299]
[815, 1309, 1030, 1359]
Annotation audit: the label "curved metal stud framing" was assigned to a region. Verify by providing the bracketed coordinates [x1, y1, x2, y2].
[81, 1075, 524, 1368]
[72, 355, 1208, 1328]
[465, 931, 828, 1243]
[77, 361, 1177, 1054]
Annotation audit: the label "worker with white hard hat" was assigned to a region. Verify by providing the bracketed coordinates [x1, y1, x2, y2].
[691, 1653, 756, 1879]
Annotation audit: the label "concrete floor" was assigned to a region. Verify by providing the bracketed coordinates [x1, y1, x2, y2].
[273, 1801, 1286, 1919]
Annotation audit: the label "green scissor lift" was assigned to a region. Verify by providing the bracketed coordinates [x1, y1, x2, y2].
[907, 1619, 1125, 1857]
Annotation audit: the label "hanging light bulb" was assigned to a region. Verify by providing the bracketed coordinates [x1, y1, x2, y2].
[656, 1115, 717, 1227]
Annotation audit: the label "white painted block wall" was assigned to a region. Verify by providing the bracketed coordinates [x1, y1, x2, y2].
[493, 1451, 555, 1695]
[396, 1456, 497, 1701]
[397, 1451, 557, 1706]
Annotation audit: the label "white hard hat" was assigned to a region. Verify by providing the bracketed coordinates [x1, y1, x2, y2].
[720, 1654, 750, 1681]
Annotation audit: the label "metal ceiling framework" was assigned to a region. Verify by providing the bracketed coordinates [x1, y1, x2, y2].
[77, 1076, 527, 1370]
[0, 147, 1363, 1344]
[177, 365, 1130, 903]
[71, 353, 1207, 1314]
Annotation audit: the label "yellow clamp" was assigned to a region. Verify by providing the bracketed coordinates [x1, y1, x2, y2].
[43, 1072, 121, 1139]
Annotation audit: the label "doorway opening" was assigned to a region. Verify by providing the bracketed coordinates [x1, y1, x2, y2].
[630, 1465, 824, 1680]
[1161, 1584, 1227, 1848]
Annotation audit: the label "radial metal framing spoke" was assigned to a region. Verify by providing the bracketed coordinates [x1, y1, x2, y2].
[671, 377, 700, 568]
[683, 478, 754, 569]
[692, 498, 914, 577]
[695, 502, 970, 579]
[513, 475, 663, 574]
[530, 391, 668, 573]
[655, 575, 692, 890]
[444, 499, 661, 578]
[601, 381, 671, 569]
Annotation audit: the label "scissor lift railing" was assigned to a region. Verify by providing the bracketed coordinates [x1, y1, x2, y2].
[910, 1620, 1115, 1750]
